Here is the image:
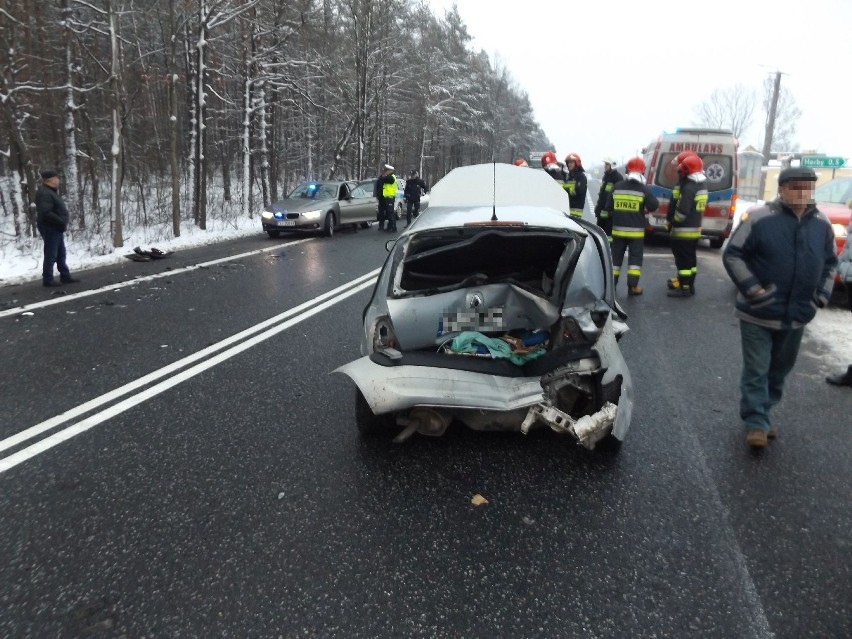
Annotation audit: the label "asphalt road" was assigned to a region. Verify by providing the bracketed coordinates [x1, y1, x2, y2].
[1, 226, 850, 638]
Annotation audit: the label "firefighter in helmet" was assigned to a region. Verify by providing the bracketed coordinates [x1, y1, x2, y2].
[666, 150, 699, 288]
[564, 153, 587, 218]
[605, 157, 659, 296]
[595, 157, 624, 238]
[666, 154, 708, 297]
[540, 151, 566, 182]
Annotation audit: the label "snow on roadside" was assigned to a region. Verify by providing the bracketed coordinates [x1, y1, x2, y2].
[0, 216, 260, 287]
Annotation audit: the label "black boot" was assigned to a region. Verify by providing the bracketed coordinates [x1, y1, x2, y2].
[826, 365, 852, 387]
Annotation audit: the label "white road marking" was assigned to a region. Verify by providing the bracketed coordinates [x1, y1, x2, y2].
[0, 238, 313, 320]
[0, 270, 378, 473]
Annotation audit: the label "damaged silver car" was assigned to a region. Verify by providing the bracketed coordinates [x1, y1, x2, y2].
[335, 163, 632, 450]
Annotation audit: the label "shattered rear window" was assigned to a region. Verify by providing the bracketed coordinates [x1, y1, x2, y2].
[397, 228, 579, 297]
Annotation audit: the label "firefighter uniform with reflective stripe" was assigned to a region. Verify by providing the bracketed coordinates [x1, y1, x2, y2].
[595, 167, 623, 237]
[667, 177, 708, 295]
[605, 178, 659, 291]
[564, 166, 587, 218]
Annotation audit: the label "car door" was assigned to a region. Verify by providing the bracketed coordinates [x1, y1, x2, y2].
[336, 182, 359, 224]
[349, 180, 379, 221]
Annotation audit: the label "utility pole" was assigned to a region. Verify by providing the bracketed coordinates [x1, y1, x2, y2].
[758, 71, 782, 200]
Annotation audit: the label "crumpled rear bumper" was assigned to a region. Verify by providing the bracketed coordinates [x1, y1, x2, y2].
[334, 357, 545, 415]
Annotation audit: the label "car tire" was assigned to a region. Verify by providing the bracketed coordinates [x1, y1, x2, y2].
[595, 433, 623, 454]
[396, 202, 403, 220]
[708, 237, 725, 249]
[324, 212, 335, 238]
[360, 221, 371, 229]
[267, 230, 281, 239]
[355, 388, 394, 436]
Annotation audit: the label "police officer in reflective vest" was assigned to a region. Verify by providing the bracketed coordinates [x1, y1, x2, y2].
[564, 153, 588, 218]
[667, 154, 708, 297]
[666, 150, 698, 289]
[605, 157, 659, 296]
[595, 158, 623, 238]
[375, 164, 397, 232]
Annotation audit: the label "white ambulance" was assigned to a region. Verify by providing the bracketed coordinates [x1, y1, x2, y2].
[641, 128, 738, 248]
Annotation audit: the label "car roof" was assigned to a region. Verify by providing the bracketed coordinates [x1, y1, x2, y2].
[404, 205, 585, 234]
[429, 163, 573, 211]
[399, 163, 583, 234]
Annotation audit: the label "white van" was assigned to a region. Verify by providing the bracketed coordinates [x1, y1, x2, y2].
[641, 128, 739, 248]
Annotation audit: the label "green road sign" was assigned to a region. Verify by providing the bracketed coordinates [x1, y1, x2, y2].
[801, 156, 846, 168]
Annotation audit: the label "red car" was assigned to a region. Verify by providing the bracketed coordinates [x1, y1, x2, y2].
[813, 177, 851, 259]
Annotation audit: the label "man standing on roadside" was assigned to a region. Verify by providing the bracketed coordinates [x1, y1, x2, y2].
[723, 167, 837, 449]
[403, 170, 428, 228]
[36, 169, 79, 287]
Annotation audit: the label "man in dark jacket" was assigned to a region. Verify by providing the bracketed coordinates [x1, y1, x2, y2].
[35, 170, 79, 287]
[595, 158, 623, 237]
[403, 170, 428, 227]
[723, 166, 838, 449]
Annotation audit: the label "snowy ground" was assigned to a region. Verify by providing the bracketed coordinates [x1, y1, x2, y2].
[2, 206, 850, 369]
[0, 216, 260, 288]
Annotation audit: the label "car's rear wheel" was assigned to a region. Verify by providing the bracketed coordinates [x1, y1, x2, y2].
[595, 433, 623, 454]
[355, 388, 394, 436]
[360, 221, 371, 229]
[324, 212, 335, 238]
[395, 202, 403, 220]
[709, 237, 725, 249]
[267, 230, 281, 239]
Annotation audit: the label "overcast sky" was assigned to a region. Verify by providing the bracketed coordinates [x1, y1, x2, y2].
[427, 0, 852, 167]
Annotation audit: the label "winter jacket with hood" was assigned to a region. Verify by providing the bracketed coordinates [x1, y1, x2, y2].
[723, 199, 838, 329]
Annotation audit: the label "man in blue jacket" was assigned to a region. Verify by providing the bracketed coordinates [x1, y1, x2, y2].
[35, 169, 80, 287]
[723, 166, 837, 449]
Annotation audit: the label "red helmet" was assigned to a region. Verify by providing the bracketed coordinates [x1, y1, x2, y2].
[540, 151, 558, 168]
[626, 157, 646, 174]
[565, 153, 582, 167]
[514, 158, 529, 167]
[671, 150, 698, 167]
[678, 154, 704, 176]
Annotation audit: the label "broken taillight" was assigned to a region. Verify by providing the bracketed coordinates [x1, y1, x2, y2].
[371, 316, 399, 352]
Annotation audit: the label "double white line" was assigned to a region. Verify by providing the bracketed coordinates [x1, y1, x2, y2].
[0, 269, 379, 473]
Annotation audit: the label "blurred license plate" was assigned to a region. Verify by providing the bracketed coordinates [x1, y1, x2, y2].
[440, 307, 504, 335]
[277, 220, 296, 227]
[651, 215, 667, 227]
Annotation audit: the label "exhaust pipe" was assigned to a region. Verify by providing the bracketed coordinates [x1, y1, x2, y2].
[393, 408, 451, 443]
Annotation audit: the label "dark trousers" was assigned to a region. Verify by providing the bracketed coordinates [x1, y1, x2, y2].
[611, 236, 644, 288]
[37, 223, 71, 283]
[385, 199, 397, 231]
[406, 200, 420, 225]
[739, 320, 804, 431]
[670, 238, 698, 288]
